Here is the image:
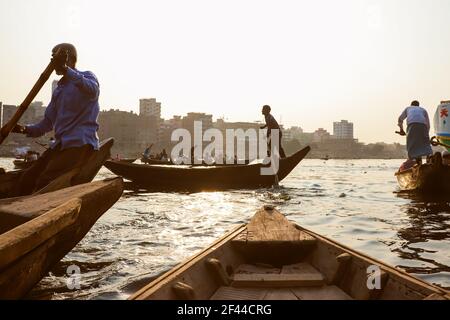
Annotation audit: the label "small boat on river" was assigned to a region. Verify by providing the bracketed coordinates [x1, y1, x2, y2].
[395, 152, 450, 193]
[131, 206, 450, 300]
[104, 146, 311, 191]
[0, 138, 114, 199]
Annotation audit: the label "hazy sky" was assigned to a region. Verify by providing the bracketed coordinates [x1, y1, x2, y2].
[1, 0, 449, 143]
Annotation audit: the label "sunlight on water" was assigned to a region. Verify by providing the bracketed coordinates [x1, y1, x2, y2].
[1, 158, 448, 299]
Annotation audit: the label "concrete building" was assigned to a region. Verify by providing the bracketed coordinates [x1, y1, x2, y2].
[182, 113, 213, 145]
[158, 116, 183, 150]
[333, 120, 354, 140]
[98, 109, 159, 157]
[213, 118, 261, 160]
[139, 98, 161, 118]
[312, 128, 331, 143]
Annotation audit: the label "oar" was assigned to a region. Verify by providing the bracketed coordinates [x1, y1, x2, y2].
[0, 54, 58, 145]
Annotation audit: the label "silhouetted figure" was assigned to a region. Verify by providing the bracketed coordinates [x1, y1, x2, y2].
[260, 105, 286, 158]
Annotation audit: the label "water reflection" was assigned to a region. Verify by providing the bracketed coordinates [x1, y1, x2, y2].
[394, 192, 450, 288]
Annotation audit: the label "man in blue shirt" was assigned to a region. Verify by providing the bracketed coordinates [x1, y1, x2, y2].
[397, 100, 432, 164]
[12, 43, 100, 195]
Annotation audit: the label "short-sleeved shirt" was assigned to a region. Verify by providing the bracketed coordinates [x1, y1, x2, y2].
[398, 106, 430, 129]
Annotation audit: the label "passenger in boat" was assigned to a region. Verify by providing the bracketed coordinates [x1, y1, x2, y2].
[398, 100, 433, 164]
[11, 43, 99, 195]
[142, 144, 153, 161]
[160, 149, 168, 161]
[260, 105, 286, 158]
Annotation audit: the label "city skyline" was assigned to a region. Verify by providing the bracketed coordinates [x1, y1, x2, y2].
[1, 97, 357, 141]
[1, 0, 449, 144]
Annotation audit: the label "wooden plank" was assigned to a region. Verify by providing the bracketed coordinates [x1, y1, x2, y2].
[33, 168, 80, 195]
[281, 262, 322, 275]
[210, 287, 268, 300]
[231, 273, 325, 288]
[232, 207, 315, 244]
[292, 285, 353, 300]
[0, 179, 118, 233]
[264, 289, 299, 300]
[0, 199, 81, 270]
[423, 293, 447, 300]
[235, 264, 280, 275]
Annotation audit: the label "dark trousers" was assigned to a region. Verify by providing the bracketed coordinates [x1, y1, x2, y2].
[267, 131, 286, 158]
[15, 144, 94, 196]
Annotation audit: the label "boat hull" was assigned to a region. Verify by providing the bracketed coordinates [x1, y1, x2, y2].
[105, 146, 311, 191]
[395, 158, 450, 193]
[0, 178, 124, 299]
[0, 138, 114, 199]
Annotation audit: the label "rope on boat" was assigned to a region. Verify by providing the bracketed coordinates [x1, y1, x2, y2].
[430, 136, 450, 149]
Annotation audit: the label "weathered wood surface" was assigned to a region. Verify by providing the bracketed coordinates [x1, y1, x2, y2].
[210, 287, 268, 300]
[292, 285, 353, 300]
[232, 206, 315, 244]
[0, 178, 123, 299]
[0, 199, 81, 270]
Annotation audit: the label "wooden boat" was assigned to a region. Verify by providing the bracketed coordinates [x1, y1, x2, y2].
[395, 152, 450, 193]
[140, 158, 172, 165]
[13, 159, 34, 170]
[131, 206, 450, 300]
[140, 158, 251, 166]
[0, 177, 123, 299]
[114, 157, 137, 163]
[104, 146, 311, 191]
[0, 138, 114, 199]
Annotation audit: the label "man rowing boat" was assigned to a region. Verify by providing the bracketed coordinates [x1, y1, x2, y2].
[260, 105, 286, 158]
[11, 43, 100, 195]
[397, 100, 432, 164]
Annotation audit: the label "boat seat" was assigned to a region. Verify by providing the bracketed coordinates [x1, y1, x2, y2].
[210, 287, 269, 300]
[230, 262, 325, 288]
[210, 285, 352, 300]
[291, 285, 353, 300]
[231, 207, 317, 264]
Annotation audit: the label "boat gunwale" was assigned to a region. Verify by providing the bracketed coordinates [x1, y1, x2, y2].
[295, 225, 449, 296]
[130, 212, 449, 300]
[130, 223, 246, 300]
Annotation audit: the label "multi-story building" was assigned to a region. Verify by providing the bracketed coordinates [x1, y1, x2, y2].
[333, 120, 354, 140]
[213, 118, 261, 160]
[312, 128, 331, 143]
[158, 116, 183, 150]
[97, 109, 159, 157]
[139, 98, 161, 118]
[182, 113, 213, 145]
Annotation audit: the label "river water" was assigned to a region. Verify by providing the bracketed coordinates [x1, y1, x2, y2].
[1, 158, 449, 299]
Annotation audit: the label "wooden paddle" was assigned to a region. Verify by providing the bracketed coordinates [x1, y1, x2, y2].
[0, 54, 58, 145]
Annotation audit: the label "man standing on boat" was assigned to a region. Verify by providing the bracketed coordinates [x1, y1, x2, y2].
[11, 43, 100, 195]
[260, 105, 286, 158]
[397, 100, 433, 164]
